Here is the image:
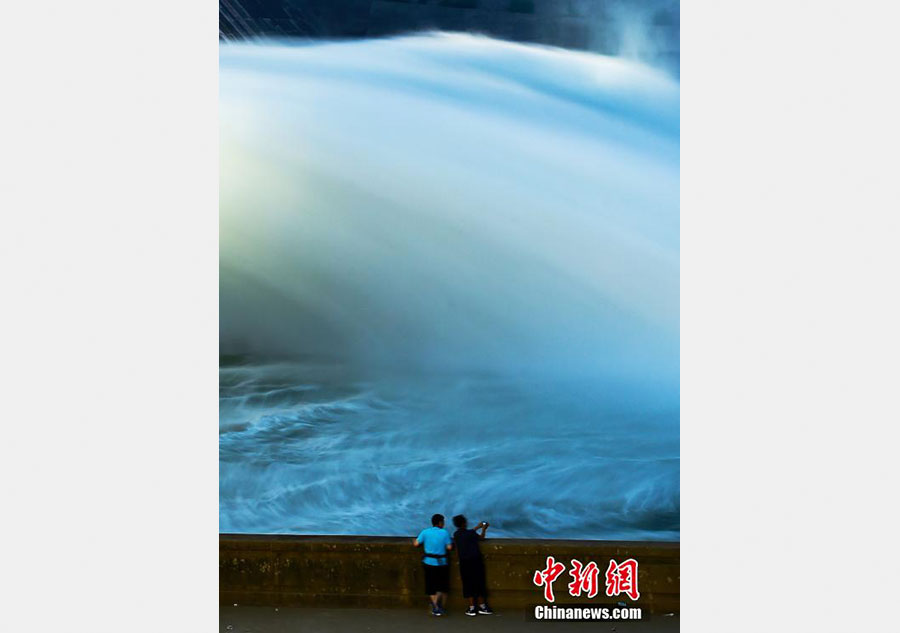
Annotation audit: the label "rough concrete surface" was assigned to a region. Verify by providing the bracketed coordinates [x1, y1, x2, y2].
[221, 535, 679, 613]
[220, 605, 681, 632]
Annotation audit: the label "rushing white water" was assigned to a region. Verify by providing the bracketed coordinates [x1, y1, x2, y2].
[219, 34, 679, 539]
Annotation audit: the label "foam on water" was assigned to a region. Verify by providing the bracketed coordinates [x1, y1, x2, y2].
[219, 34, 679, 539]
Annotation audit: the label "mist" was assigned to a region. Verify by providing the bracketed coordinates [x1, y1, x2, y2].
[220, 33, 679, 381]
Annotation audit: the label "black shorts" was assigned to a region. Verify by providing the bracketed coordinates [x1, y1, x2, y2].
[423, 564, 450, 594]
[459, 558, 487, 598]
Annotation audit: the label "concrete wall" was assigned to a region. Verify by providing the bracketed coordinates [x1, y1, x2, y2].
[220, 534, 679, 613]
[220, 1, 679, 72]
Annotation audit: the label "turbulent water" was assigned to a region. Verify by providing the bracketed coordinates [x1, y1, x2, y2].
[219, 34, 679, 540]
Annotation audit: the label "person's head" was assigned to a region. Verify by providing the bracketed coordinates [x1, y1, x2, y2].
[431, 513, 444, 528]
[452, 514, 467, 529]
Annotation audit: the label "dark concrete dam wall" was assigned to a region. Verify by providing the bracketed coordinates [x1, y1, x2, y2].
[220, 534, 680, 613]
[220, 0, 679, 71]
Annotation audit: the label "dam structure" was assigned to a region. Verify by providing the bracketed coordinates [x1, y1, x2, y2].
[218, 4, 681, 622]
[220, 0, 680, 74]
[221, 534, 680, 613]
[218, 6, 680, 617]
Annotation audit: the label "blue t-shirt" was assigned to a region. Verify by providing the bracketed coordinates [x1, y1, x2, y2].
[417, 527, 452, 566]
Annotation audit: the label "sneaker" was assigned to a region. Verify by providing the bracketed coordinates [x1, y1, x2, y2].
[431, 605, 442, 616]
[478, 604, 494, 615]
[465, 606, 478, 617]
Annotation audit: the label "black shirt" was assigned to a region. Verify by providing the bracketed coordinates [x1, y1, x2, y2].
[453, 528, 483, 561]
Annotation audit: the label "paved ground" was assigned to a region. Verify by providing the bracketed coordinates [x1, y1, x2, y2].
[220, 606, 680, 632]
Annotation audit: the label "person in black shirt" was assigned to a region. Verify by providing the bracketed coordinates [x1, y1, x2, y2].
[451, 514, 494, 616]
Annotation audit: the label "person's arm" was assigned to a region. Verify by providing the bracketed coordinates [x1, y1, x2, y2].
[476, 521, 490, 540]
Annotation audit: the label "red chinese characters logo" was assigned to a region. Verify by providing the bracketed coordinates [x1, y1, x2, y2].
[534, 557, 640, 602]
[532, 556, 566, 602]
[605, 558, 640, 600]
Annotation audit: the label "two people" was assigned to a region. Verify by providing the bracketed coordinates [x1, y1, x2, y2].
[414, 513, 493, 617]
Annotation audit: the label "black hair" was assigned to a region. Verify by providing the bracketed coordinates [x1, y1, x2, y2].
[452, 514, 467, 529]
[431, 513, 444, 526]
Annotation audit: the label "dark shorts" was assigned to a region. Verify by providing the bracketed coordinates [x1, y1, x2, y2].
[459, 558, 487, 598]
[423, 563, 450, 594]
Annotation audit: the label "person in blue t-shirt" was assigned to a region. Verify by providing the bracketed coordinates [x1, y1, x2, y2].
[414, 513, 453, 616]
